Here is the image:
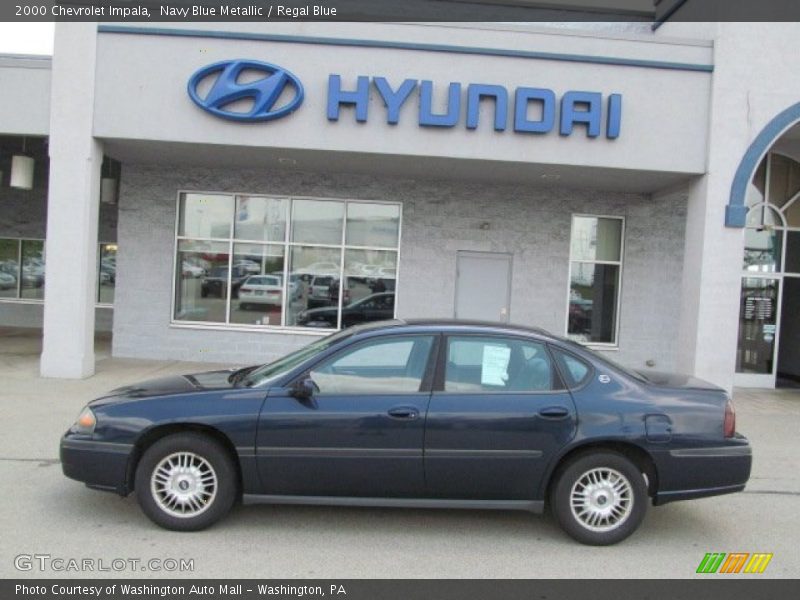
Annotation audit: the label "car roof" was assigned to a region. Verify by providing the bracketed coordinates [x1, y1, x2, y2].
[345, 318, 557, 341]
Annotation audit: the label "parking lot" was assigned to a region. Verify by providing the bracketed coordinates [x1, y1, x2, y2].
[0, 327, 798, 579]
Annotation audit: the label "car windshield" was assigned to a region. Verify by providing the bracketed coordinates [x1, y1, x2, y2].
[240, 329, 354, 388]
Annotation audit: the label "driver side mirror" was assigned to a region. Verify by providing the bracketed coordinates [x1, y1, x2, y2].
[290, 377, 317, 400]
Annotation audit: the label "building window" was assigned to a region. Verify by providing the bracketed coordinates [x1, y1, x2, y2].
[173, 193, 401, 330]
[98, 243, 117, 305]
[0, 237, 115, 305]
[0, 238, 45, 301]
[567, 215, 624, 345]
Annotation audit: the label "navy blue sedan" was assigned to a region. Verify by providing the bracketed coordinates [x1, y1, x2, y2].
[61, 320, 751, 545]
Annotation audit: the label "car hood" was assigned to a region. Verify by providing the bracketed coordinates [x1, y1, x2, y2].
[635, 370, 724, 392]
[90, 368, 245, 405]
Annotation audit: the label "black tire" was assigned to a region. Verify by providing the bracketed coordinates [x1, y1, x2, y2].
[550, 451, 647, 545]
[134, 432, 238, 531]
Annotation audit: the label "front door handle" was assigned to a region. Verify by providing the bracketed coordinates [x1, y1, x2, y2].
[538, 406, 570, 420]
[388, 406, 419, 420]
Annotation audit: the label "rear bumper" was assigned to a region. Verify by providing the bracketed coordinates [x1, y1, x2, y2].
[60, 434, 133, 495]
[654, 483, 746, 506]
[652, 438, 752, 506]
[239, 294, 281, 305]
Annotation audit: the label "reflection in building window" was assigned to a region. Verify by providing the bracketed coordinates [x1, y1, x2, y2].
[174, 194, 401, 330]
[20, 240, 45, 300]
[0, 238, 114, 306]
[98, 243, 116, 304]
[0, 239, 21, 299]
[567, 216, 624, 345]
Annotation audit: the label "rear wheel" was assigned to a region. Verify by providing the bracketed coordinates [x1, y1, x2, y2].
[135, 432, 237, 531]
[550, 451, 647, 545]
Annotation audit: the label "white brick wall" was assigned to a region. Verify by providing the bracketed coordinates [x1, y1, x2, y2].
[113, 164, 686, 371]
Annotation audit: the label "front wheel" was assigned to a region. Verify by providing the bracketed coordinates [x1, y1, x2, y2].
[550, 451, 647, 545]
[134, 432, 238, 531]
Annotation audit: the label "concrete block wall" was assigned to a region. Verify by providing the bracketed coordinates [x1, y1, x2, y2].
[113, 164, 687, 371]
[0, 304, 112, 330]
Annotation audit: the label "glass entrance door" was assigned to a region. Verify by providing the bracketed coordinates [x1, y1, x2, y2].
[777, 276, 800, 387]
[736, 277, 780, 387]
[734, 151, 800, 388]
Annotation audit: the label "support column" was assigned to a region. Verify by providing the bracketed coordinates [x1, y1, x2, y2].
[676, 175, 746, 393]
[40, 24, 102, 379]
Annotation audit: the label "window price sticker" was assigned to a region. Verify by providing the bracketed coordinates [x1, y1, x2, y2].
[481, 345, 511, 386]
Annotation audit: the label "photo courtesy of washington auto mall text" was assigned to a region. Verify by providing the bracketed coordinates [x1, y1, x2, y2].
[14, 583, 347, 597]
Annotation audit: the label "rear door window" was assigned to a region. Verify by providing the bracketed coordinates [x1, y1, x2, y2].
[444, 336, 559, 392]
[551, 347, 592, 388]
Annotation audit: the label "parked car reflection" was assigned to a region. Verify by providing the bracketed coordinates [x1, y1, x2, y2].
[296, 292, 395, 328]
[238, 275, 283, 310]
[201, 265, 251, 299]
[0, 271, 16, 290]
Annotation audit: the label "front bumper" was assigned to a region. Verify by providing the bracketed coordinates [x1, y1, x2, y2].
[652, 438, 752, 506]
[60, 433, 133, 495]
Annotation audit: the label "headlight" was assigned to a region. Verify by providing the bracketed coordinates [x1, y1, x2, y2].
[72, 406, 97, 435]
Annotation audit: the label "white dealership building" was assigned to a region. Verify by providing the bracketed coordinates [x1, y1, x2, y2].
[0, 14, 799, 391]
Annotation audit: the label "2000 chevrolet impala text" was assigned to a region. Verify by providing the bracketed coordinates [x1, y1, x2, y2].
[61, 320, 752, 545]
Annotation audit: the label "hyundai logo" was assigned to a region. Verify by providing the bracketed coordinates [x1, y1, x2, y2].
[187, 60, 304, 122]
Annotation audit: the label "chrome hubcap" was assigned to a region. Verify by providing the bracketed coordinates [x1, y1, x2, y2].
[570, 467, 633, 532]
[150, 452, 217, 518]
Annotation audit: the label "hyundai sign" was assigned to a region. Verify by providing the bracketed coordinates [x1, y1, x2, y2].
[188, 60, 304, 122]
[188, 61, 622, 138]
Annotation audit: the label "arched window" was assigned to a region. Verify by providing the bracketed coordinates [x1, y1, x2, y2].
[742, 152, 800, 274]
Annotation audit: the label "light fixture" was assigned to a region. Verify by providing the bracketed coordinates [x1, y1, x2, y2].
[100, 157, 119, 205]
[10, 137, 34, 190]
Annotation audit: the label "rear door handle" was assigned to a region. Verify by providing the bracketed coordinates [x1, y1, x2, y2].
[388, 406, 419, 420]
[538, 406, 570, 420]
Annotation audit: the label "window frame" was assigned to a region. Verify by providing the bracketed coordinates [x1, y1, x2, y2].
[433, 332, 565, 395]
[297, 333, 440, 396]
[565, 214, 625, 348]
[170, 190, 403, 334]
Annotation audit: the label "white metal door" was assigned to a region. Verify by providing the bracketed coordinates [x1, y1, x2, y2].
[454, 251, 512, 323]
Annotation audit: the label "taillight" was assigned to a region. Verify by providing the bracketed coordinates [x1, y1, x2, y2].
[724, 399, 736, 438]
